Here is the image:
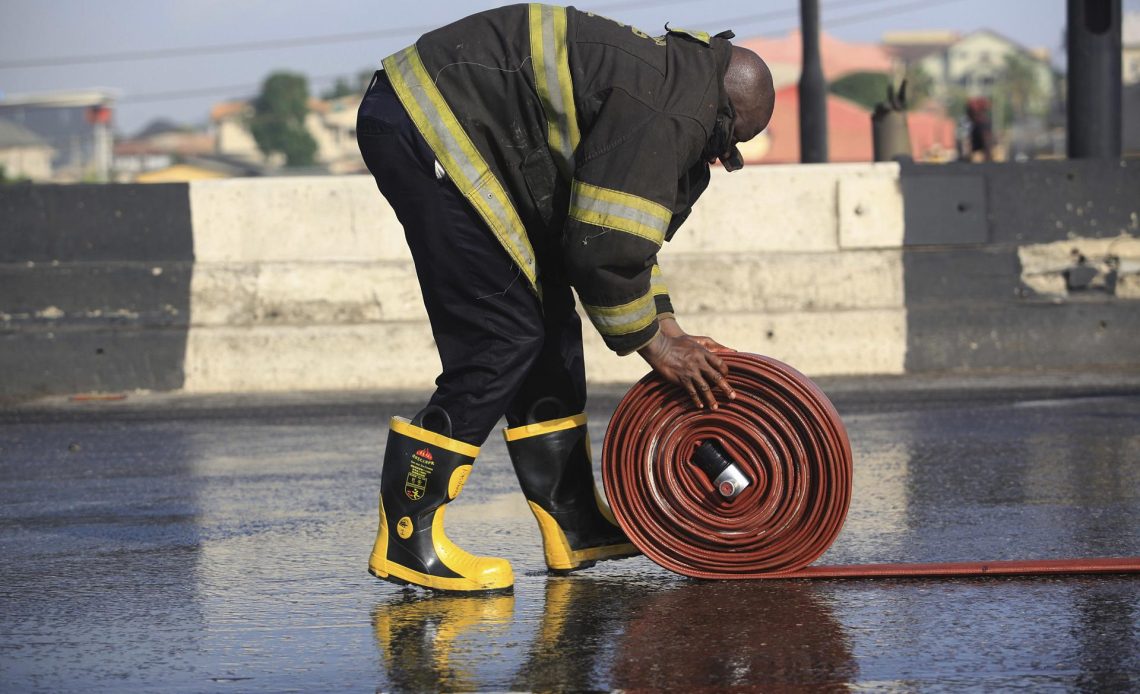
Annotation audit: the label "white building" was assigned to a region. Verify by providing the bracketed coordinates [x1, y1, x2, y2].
[0, 90, 116, 182]
[887, 30, 1056, 113]
[210, 95, 364, 173]
[1125, 11, 1140, 86]
[0, 118, 54, 181]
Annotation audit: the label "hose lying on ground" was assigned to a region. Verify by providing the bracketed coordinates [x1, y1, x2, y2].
[601, 352, 1140, 580]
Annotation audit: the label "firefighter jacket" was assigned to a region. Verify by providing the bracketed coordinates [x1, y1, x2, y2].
[382, 4, 734, 354]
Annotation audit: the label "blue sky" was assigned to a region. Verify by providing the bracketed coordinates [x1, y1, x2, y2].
[2, 0, 1137, 135]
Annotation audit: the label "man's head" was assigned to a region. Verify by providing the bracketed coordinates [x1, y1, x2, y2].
[725, 46, 775, 142]
[710, 46, 775, 169]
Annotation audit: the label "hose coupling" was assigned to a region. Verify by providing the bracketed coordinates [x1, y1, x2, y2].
[691, 441, 751, 499]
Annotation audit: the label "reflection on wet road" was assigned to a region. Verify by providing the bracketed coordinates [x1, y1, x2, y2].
[1, 389, 1137, 691]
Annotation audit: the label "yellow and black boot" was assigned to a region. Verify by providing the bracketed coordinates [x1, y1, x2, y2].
[369, 406, 513, 592]
[503, 401, 639, 572]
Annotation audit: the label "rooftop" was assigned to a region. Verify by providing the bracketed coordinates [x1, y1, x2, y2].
[0, 89, 117, 108]
[0, 117, 50, 148]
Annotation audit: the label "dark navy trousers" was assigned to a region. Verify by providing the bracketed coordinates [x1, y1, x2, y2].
[357, 72, 586, 446]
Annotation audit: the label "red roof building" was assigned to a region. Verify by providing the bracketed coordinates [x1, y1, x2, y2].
[744, 85, 956, 164]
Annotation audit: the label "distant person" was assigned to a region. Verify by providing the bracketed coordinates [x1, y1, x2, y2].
[356, 4, 775, 592]
[965, 97, 994, 162]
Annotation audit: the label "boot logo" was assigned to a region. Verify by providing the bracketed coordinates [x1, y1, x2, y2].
[405, 448, 435, 500]
[396, 516, 414, 539]
[405, 471, 426, 500]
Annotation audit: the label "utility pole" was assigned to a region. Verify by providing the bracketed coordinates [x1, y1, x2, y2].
[799, 0, 828, 163]
[1067, 0, 1122, 158]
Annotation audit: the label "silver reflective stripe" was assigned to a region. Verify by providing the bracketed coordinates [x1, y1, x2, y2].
[583, 292, 658, 336]
[541, 5, 573, 174]
[572, 193, 669, 244]
[530, 3, 579, 179]
[383, 45, 538, 289]
[570, 180, 671, 245]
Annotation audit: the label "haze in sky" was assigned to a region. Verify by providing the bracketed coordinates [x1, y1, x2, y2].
[1, 0, 1135, 134]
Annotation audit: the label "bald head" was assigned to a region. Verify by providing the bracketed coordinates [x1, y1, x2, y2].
[723, 46, 775, 143]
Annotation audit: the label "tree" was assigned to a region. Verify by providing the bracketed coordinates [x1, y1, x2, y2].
[999, 53, 1044, 122]
[828, 71, 890, 111]
[249, 72, 318, 167]
[320, 70, 375, 100]
[903, 64, 935, 108]
[321, 77, 357, 100]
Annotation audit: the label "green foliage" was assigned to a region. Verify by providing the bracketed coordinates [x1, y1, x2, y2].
[1000, 53, 1044, 120]
[0, 165, 30, 185]
[944, 86, 971, 121]
[829, 72, 891, 111]
[321, 77, 357, 100]
[321, 70, 375, 100]
[903, 64, 935, 108]
[249, 72, 318, 167]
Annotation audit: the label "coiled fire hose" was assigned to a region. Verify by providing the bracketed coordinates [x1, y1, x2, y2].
[602, 353, 1140, 580]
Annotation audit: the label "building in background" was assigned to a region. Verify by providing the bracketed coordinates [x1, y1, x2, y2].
[209, 94, 364, 174]
[881, 30, 960, 71]
[0, 90, 116, 182]
[1126, 12, 1140, 156]
[743, 84, 955, 164]
[113, 118, 216, 182]
[886, 30, 1056, 115]
[0, 118, 55, 181]
[739, 29, 896, 83]
[1124, 11, 1139, 86]
[737, 30, 955, 164]
[133, 155, 265, 183]
[885, 29, 1060, 160]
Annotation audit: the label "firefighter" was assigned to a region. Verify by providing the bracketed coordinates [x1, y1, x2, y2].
[359, 4, 775, 592]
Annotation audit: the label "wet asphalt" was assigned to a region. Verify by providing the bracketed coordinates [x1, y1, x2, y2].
[1, 376, 1138, 692]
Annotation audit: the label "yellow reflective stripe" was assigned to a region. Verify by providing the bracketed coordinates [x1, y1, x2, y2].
[650, 264, 668, 297]
[667, 27, 711, 45]
[503, 413, 587, 442]
[582, 291, 658, 336]
[569, 180, 671, 244]
[390, 416, 480, 458]
[382, 45, 538, 291]
[530, 4, 579, 179]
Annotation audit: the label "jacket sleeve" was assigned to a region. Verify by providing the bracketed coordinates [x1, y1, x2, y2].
[562, 94, 702, 354]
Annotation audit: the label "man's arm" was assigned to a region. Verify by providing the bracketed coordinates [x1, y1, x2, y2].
[562, 96, 734, 406]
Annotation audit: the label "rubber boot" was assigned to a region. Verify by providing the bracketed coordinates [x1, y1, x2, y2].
[368, 406, 513, 592]
[503, 400, 639, 572]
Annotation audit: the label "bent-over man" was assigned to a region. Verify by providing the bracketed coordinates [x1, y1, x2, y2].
[358, 3, 775, 592]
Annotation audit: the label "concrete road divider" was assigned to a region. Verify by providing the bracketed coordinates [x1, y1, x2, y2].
[2, 161, 1136, 397]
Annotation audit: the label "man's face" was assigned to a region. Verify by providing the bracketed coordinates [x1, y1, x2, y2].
[706, 112, 779, 170]
[709, 108, 772, 170]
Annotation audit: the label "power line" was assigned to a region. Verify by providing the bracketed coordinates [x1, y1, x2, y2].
[118, 74, 343, 105]
[697, 0, 962, 38]
[0, 0, 702, 70]
[1, 26, 427, 70]
[812, 0, 966, 32]
[668, 0, 892, 33]
[1, 0, 908, 72]
[112, 0, 962, 107]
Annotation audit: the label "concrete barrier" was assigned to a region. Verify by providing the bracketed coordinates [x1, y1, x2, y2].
[2, 160, 1137, 397]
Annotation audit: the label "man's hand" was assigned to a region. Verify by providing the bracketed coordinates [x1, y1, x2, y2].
[638, 320, 736, 409]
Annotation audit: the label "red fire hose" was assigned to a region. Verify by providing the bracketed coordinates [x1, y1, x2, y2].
[601, 352, 1140, 580]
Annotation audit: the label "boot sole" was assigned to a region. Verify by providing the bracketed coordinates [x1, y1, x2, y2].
[368, 566, 513, 595]
[546, 547, 642, 575]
